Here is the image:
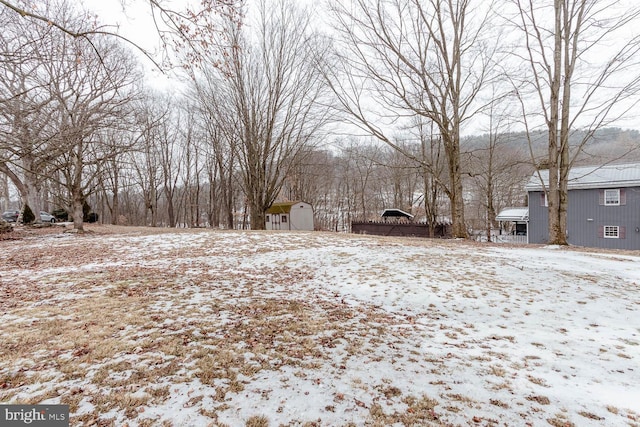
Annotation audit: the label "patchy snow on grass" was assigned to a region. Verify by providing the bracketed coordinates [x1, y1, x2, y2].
[0, 226, 639, 426]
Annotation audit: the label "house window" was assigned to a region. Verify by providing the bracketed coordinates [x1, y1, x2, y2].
[604, 226, 619, 238]
[266, 215, 270, 222]
[604, 189, 620, 206]
[281, 215, 287, 223]
[540, 192, 548, 207]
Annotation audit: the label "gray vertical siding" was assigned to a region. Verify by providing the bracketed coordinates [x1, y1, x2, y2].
[529, 187, 640, 249]
[528, 191, 548, 244]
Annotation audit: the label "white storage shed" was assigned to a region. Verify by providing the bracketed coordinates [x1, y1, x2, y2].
[265, 201, 314, 231]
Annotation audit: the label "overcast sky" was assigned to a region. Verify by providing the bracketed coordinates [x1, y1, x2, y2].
[78, 0, 640, 133]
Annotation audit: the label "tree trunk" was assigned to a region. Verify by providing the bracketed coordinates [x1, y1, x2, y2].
[250, 208, 266, 231]
[547, 0, 567, 245]
[486, 178, 495, 243]
[446, 137, 468, 239]
[451, 179, 467, 238]
[111, 190, 119, 225]
[225, 187, 234, 229]
[19, 161, 43, 224]
[72, 194, 85, 233]
[111, 166, 120, 225]
[166, 190, 176, 227]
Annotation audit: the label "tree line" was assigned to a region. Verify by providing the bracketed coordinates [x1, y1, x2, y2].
[1, 0, 639, 242]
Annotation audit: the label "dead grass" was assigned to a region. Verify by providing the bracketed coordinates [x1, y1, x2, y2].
[527, 395, 551, 405]
[246, 415, 270, 427]
[0, 246, 414, 424]
[1, 226, 637, 426]
[577, 411, 604, 421]
[547, 417, 575, 427]
[366, 394, 440, 426]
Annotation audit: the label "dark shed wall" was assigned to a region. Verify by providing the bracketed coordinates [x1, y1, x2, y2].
[529, 187, 640, 249]
[528, 191, 548, 244]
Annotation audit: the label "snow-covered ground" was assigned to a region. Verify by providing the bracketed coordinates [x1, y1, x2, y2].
[0, 227, 638, 426]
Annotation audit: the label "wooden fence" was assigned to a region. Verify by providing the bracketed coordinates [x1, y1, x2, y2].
[351, 221, 452, 238]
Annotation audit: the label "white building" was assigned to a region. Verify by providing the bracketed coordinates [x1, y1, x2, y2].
[265, 201, 314, 231]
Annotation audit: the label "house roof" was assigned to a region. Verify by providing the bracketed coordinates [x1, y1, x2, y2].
[381, 208, 414, 219]
[525, 162, 640, 191]
[266, 201, 308, 214]
[496, 207, 529, 222]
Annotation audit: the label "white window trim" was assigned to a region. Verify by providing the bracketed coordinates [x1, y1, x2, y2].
[604, 189, 620, 206]
[604, 225, 620, 239]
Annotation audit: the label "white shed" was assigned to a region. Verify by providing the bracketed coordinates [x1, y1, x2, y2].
[265, 201, 314, 231]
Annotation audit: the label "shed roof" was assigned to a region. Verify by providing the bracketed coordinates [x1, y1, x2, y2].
[525, 162, 640, 191]
[496, 207, 529, 222]
[381, 208, 414, 219]
[266, 201, 308, 214]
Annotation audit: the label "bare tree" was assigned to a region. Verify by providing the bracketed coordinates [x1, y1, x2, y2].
[1, 1, 142, 231]
[0, 4, 62, 223]
[327, 0, 501, 238]
[463, 89, 531, 241]
[190, 69, 240, 229]
[511, 0, 640, 244]
[128, 95, 180, 227]
[98, 129, 140, 225]
[0, 173, 8, 211]
[198, 0, 331, 230]
[414, 118, 447, 236]
[178, 108, 207, 228]
[282, 148, 340, 218]
[47, 38, 141, 231]
[349, 141, 385, 221]
[0, 0, 243, 69]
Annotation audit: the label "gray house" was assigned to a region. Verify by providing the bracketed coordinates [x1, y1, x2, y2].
[525, 163, 640, 250]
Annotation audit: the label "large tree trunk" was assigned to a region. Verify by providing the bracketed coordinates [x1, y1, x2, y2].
[451, 178, 467, 238]
[72, 193, 85, 233]
[445, 135, 468, 239]
[111, 191, 119, 225]
[250, 204, 266, 231]
[547, 0, 567, 245]
[166, 190, 176, 227]
[247, 181, 267, 230]
[22, 162, 43, 224]
[5, 158, 44, 225]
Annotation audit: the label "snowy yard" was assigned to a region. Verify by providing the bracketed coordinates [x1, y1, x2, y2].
[0, 226, 639, 426]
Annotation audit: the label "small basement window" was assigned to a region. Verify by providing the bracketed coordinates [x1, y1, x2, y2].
[604, 225, 619, 238]
[604, 189, 620, 206]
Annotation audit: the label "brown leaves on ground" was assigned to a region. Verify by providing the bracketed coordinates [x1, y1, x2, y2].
[1, 225, 638, 426]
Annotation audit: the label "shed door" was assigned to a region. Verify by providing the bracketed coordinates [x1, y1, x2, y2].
[271, 214, 281, 230]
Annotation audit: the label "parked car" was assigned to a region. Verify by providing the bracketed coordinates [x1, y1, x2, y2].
[40, 211, 56, 223]
[53, 208, 68, 222]
[1, 211, 19, 222]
